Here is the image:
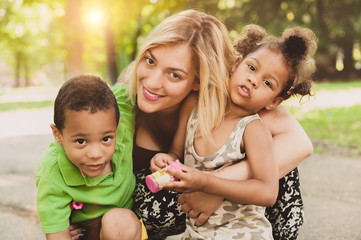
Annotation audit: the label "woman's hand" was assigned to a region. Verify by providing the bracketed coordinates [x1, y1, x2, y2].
[178, 192, 223, 226]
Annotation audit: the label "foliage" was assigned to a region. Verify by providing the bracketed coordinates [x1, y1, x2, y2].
[0, 0, 360, 87]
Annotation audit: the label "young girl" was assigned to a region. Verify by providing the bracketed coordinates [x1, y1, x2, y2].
[151, 24, 317, 239]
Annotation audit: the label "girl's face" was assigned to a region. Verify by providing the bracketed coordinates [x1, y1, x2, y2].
[136, 43, 199, 114]
[229, 47, 288, 114]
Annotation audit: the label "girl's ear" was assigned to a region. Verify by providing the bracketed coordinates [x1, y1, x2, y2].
[265, 97, 283, 110]
[50, 124, 63, 145]
[231, 58, 242, 75]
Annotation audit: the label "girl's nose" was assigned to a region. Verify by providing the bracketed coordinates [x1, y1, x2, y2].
[248, 75, 258, 87]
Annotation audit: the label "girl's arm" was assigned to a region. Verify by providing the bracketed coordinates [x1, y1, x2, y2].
[149, 93, 197, 172]
[212, 105, 313, 179]
[164, 120, 279, 206]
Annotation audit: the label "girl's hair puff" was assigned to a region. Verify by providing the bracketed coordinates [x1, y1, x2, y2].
[234, 24, 318, 100]
[127, 10, 236, 138]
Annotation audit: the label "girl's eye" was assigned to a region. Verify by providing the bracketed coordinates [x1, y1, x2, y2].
[102, 136, 112, 143]
[264, 80, 272, 88]
[76, 139, 86, 145]
[248, 64, 256, 72]
[170, 72, 181, 80]
[145, 57, 155, 66]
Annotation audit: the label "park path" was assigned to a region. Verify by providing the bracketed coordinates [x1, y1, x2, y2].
[0, 86, 360, 239]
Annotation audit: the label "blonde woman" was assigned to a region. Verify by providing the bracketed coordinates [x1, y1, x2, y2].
[117, 10, 311, 240]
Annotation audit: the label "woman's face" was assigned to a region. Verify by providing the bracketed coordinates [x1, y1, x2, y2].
[136, 43, 198, 114]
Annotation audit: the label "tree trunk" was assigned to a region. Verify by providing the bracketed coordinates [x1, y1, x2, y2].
[64, 0, 83, 78]
[15, 51, 21, 87]
[105, 16, 118, 85]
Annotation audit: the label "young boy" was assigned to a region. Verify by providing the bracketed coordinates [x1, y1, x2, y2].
[36, 75, 146, 240]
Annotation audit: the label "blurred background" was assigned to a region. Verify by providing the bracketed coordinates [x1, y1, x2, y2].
[0, 0, 361, 88]
[0, 0, 361, 239]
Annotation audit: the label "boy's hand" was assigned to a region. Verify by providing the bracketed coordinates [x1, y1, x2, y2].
[150, 153, 177, 172]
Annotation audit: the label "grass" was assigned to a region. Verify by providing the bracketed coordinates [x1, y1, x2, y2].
[314, 80, 361, 91]
[0, 100, 54, 112]
[287, 105, 361, 156]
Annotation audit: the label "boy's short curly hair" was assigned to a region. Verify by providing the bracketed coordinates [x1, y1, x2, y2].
[53, 75, 120, 132]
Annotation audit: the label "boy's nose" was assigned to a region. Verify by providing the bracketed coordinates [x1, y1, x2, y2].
[87, 145, 102, 159]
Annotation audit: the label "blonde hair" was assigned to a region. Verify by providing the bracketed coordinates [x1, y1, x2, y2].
[127, 10, 236, 138]
[234, 24, 318, 100]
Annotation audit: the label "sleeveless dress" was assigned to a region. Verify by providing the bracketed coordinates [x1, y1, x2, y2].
[180, 111, 273, 240]
[132, 123, 304, 240]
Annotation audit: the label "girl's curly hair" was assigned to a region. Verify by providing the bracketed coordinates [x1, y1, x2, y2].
[234, 24, 318, 100]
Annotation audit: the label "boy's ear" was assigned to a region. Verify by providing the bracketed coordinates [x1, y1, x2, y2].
[50, 124, 63, 145]
[265, 97, 283, 110]
[231, 58, 242, 75]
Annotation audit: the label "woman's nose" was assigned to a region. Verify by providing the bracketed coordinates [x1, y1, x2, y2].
[146, 69, 163, 89]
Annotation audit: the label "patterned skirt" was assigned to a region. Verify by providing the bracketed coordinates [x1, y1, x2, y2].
[133, 168, 303, 240]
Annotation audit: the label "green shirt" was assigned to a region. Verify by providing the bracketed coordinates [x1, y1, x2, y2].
[36, 83, 135, 234]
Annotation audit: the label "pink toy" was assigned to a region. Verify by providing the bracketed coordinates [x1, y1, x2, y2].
[146, 162, 182, 193]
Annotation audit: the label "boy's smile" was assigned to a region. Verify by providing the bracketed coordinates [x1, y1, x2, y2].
[51, 108, 118, 178]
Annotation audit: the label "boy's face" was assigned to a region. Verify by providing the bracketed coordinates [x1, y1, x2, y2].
[51, 108, 118, 178]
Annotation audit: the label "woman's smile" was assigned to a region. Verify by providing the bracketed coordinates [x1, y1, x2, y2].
[142, 86, 165, 101]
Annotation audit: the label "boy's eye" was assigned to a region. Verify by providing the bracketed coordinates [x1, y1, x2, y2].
[248, 65, 256, 72]
[76, 139, 86, 145]
[102, 136, 112, 143]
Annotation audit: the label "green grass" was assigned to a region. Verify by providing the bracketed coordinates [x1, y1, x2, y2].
[0, 100, 54, 112]
[287, 105, 361, 156]
[314, 80, 361, 91]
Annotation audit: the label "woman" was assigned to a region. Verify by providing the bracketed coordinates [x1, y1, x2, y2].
[119, 10, 312, 240]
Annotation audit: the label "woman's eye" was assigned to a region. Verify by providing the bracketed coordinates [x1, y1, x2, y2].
[170, 72, 181, 80]
[145, 57, 155, 66]
[248, 65, 256, 72]
[102, 136, 112, 143]
[76, 139, 86, 145]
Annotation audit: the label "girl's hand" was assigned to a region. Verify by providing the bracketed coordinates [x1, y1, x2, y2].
[178, 192, 223, 226]
[150, 153, 176, 172]
[160, 161, 208, 192]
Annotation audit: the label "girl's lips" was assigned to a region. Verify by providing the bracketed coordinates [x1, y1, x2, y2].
[143, 86, 164, 101]
[238, 84, 251, 97]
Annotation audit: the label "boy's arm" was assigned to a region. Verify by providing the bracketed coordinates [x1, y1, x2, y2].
[46, 229, 72, 240]
[164, 120, 279, 206]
